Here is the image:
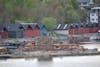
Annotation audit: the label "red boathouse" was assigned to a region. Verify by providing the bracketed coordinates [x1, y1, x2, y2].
[24, 24, 41, 38]
[33, 25, 40, 37]
[25, 25, 34, 38]
[1, 27, 8, 39]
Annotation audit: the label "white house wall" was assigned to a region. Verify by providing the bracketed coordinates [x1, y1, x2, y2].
[90, 13, 98, 23]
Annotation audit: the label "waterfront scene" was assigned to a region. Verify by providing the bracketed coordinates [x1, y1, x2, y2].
[0, 0, 100, 67]
[0, 43, 100, 67]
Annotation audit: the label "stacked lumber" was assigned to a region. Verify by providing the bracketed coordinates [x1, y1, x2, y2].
[0, 47, 8, 54]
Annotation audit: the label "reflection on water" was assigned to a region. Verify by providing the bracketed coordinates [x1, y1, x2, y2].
[38, 56, 52, 61]
[0, 44, 100, 67]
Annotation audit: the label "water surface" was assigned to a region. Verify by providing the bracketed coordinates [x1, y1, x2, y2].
[0, 43, 100, 67]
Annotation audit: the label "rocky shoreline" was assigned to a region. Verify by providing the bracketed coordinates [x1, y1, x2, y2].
[0, 49, 100, 59]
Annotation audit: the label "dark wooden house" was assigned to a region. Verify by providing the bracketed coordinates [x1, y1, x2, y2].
[0, 23, 48, 39]
[3, 23, 24, 38]
[39, 24, 48, 36]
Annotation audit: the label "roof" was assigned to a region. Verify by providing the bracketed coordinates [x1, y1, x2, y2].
[56, 24, 62, 30]
[55, 22, 100, 30]
[55, 24, 69, 30]
[21, 24, 32, 29]
[19, 23, 37, 29]
[21, 24, 42, 29]
[61, 24, 68, 30]
[38, 24, 47, 29]
[19, 23, 37, 25]
[1, 23, 46, 31]
[3, 23, 20, 31]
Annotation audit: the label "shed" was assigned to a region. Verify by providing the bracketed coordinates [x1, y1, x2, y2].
[22, 23, 41, 38]
[91, 23, 99, 33]
[39, 24, 48, 36]
[73, 24, 78, 34]
[3, 23, 24, 38]
[0, 24, 8, 39]
[33, 24, 41, 37]
[84, 23, 90, 33]
[1, 27, 8, 39]
[69, 24, 74, 35]
[17, 24, 24, 38]
[78, 23, 85, 34]
[23, 24, 34, 38]
[82, 23, 87, 34]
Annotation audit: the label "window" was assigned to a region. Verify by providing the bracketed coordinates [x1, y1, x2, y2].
[92, 18, 94, 21]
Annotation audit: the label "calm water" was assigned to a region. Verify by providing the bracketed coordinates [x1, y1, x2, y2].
[0, 43, 100, 67]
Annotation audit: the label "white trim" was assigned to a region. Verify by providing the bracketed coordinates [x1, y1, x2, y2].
[63, 24, 68, 29]
[57, 24, 61, 29]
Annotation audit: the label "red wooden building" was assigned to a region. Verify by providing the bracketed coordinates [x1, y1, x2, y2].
[78, 27, 84, 34]
[69, 25, 73, 35]
[23, 24, 41, 38]
[68, 23, 100, 35]
[33, 25, 40, 37]
[0, 24, 2, 38]
[1, 27, 8, 39]
[83, 23, 91, 34]
[24, 25, 34, 38]
[74, 25, 78, 34]
[91, 23, 99, 33]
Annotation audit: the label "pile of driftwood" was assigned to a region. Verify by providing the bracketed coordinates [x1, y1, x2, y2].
[0, 47, 8, 54]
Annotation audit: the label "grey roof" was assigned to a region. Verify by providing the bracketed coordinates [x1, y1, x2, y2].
[38, 24, 47, 29]
[19, 23, 37, 29]
[56, 24, 62, 30]
[21, 24, 32, 29]
[1, 23, 46, 31]
[3, 23, 20, 31]
[55, 22, 100, 30]
[21, 24, 41, 29]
